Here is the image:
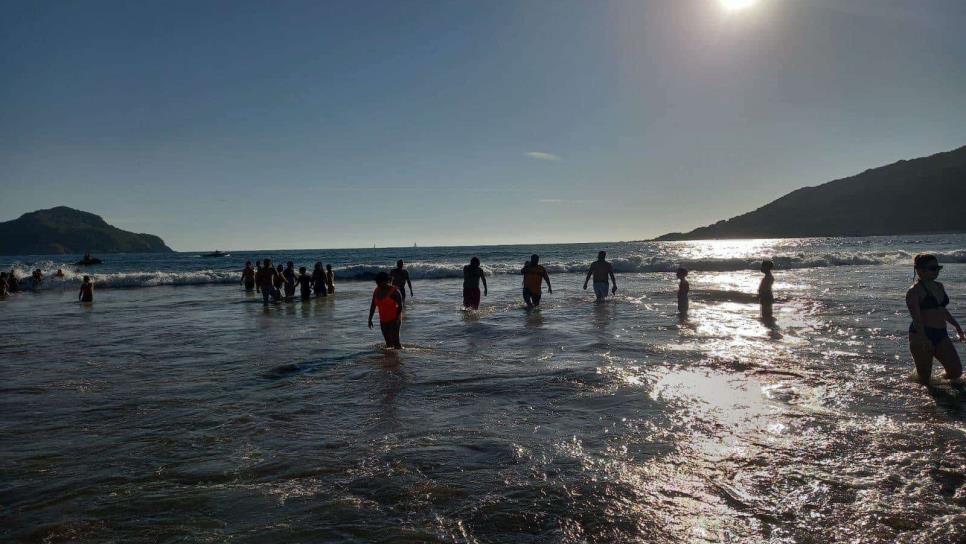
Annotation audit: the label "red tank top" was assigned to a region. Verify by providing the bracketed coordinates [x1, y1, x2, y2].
[374, 286, 400, 323]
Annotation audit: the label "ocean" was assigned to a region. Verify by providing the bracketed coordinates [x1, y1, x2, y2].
[2, 236, 965, 543]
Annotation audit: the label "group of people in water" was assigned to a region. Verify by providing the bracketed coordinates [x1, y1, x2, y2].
[0, 250, 960, 385]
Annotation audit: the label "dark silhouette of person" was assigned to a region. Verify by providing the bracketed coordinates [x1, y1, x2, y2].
[906, 253, 963, 384]
[521, 254, 552, 310]
[583, 251, 617, 301]
[390, 259, 413, 306]
[462, 257, 488, 310]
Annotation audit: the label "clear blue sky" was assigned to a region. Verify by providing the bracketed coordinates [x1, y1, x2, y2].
[2, 0, 964, 251]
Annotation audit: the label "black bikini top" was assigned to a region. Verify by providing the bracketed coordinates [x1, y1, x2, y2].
[918, 281, 949, 309]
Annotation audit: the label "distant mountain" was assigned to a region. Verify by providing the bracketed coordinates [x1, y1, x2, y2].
[655, 146, 966, 241]
[0, 207, 173, 255]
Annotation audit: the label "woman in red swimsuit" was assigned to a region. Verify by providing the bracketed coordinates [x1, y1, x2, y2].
[368, 272, 403, 349]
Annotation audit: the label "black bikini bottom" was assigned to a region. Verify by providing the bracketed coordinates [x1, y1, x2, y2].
[910, 323, 949, 346]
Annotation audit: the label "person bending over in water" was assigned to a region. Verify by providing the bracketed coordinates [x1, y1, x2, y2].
[906, 254, 963, 384]
[390, 260, 414, 307]
[758, 260, 775, 321]
[325, 264, 335, 294]
[312, 262, 327, 297]
[521, 254, 552, 310]
[462, 257, 488, 310]
[677, 267, 690, 315]
[79, 275, 94, 302]
[295, 266, 313, 300]
[368, 272, 403, 349]
[256, 259, 281, 303]
[583, 251, 617, 302]
[241, 261, 256, 291]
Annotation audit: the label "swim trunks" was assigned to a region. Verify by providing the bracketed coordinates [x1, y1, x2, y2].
[593, 281, 609, 299]
[463, 288, 481, 309]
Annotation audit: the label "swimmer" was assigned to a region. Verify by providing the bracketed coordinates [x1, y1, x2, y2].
[676, 267, 690, 315]
[31, 269, 43, 291]
[240, 261, 255, 291]
[906, 253, 963, 384]
[256, 259, 281, 303]
[7, 269, 19, 293]
[295, 266, 313, 300]
[521, 254, 552, 310]
[389, 259, 413, 306]
[583, 251, 617, 301]
[758, 260, 775, 322]
[282, 262, 297, 301]
[55, 269, 65, 278]
[325, 264, 335, 294]
[79, 275, 93, 302]
[368, 271, 403, 349]
[462, 257, 488, 310]
[312, 262, 327, 297]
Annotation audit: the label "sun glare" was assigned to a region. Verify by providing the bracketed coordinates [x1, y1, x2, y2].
[720, 0, 757, 11]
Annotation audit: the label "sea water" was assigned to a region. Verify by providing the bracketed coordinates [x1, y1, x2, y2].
[1, 236, 965, 543]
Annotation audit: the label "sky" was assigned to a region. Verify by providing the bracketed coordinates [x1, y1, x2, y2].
[1, 0, 964, 251]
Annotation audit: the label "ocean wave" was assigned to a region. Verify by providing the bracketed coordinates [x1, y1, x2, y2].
[4, 250, 964, 290]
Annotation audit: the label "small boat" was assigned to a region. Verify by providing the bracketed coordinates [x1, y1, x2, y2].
[201, 250, 230, 258]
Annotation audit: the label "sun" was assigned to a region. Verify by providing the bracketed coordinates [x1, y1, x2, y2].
[720, 0, 757, 11]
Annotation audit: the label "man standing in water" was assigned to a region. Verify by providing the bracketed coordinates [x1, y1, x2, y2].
[521, 254, 552, 310]
[256, 259, 280, 303]
[583, 251, 618, 302]
[389, 260, 413, 307]
[462, 257, 488, 310]
[758, 260, 775, 322]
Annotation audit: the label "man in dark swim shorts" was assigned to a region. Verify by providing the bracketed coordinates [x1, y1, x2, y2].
[462, 257, 488, 310]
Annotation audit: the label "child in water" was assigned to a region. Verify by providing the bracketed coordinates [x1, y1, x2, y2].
[676, 267, 690, 315]
[79, 276, 94, 302]
[295, 266, 313, 300]
[325, 264, 335, 294]
[758, 260, 775, 321]
[368, 272, 403, 349]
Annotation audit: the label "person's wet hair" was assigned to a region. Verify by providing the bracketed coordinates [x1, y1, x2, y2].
[531, 254, 539, 263]
[263, 258, 271, 267]
[470, 257, 480, 266]
[299, 266, 306, 273]
[677, 267, 688, 276]
[914, 253, 938, 269]
[397, 260, 404, 267]
[375, 271, 390, 284]
[598, 251, 606, 259]
[761, 260, 774, 271]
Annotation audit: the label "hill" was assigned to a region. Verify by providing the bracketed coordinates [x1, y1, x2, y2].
[656, 145, 966, 241]
[0, 207, 173, 255]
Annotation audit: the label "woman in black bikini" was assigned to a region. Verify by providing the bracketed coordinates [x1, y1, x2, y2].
[906, 254, 964, 384]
